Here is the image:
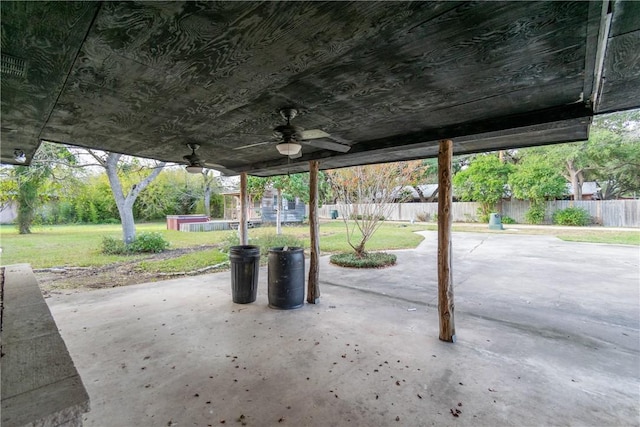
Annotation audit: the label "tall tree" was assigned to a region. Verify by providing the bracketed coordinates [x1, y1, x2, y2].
[201, 169, 219, 217]
[246, 176, 269, 205]
[270, 175, 291, 235]
[327, 162, 415, 257]
[14, 166, 44, 234]
[509, 154, 567, 224]
[452, 154, 513, 221]
[585, 127, 640, 199]
[407, 159, 437, 202]
[9, 143, 78, 233]
[87, 151, 165, 243]
[281, 172, 332, 205]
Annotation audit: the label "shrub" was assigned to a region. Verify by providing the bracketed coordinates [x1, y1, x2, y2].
[130, 232, 170, 253]
[476, 209, 489, 223]
[101, 232, 169, 255]
[330, 252, 396, 268]
[101, 236, 129, 255]
[219, 232, 240, 253]
[219, 232, 304, 260]
[501, 216, 516, 224]
[552, 207, 591, 226]
[415, 212, 431, 222]
[254, 234, 304, 259]
[525, 205, 546, 224]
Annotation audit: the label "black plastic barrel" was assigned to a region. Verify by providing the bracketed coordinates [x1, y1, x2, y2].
[268, 247, 305, 309]
[229, 245, 260, 304]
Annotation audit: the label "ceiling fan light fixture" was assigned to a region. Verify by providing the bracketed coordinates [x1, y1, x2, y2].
[183, 142, 204, 173]
[276, 142, 302, 156]
[185, 165, 203, 174]
[13, 149, 26, 163]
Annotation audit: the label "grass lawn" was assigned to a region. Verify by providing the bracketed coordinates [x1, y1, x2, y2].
[445, 224, 640, 246]
[0, 221, 426, 269]
[136, 249, 229, 273]
[0, 223, 229, 268]
[1, 221, 637, 271]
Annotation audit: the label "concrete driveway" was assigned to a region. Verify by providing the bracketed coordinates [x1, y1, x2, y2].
[46, 231, 640, 426]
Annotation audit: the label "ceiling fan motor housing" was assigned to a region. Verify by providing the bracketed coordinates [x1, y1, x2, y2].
[274, 123, 300, 142]
[183, 143, 203, 166]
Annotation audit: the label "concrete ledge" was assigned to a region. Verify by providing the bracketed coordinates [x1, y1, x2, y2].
[1, 264, 90, 427]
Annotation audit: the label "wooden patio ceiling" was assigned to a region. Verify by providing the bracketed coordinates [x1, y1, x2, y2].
[2, 1, 639, 176]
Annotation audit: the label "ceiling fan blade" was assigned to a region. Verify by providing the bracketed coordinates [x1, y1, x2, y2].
[298, 129, 331, 140]
[203, 162, 224, 168]
[300, 138, 351, 153]
[233, 140, 273, 150]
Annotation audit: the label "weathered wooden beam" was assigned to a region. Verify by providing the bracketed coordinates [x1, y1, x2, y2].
[307, 160, 321, 304]
[233, 103, 593, 174]
[438, 139, 456, 343]
[239, 172, 248, 245]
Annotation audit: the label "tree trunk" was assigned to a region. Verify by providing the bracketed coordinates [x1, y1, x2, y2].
[17, 179, 38, 234]
[354, 242, 366, 258]
[203, 188, 211, 217]
[413, 185, 427, 202]
[566, 159, 584, 201]
[119, 201, 137, 245]
[15, 166, 43, 235]
[426, 187, 438, 202]
[276, 188, 282, 235]
[203, 171, 212, 217]
[103, 153, 165, 244]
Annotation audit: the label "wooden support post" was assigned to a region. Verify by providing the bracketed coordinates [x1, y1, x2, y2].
[239, 172, 248, 245]
[307, 160, 321, 304]
[438, 139, 456, 342]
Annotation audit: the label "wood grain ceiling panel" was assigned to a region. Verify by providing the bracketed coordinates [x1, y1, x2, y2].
[2, 1, 638, 175]
[0, 2, 98, 164]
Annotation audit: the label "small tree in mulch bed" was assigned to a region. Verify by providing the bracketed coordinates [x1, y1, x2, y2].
[326, 162, 420, 262]
[326, 161, 421, 268]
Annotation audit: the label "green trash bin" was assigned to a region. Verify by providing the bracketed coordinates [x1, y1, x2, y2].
[488, 213, 503, 230]
[330, 210, 338, 219]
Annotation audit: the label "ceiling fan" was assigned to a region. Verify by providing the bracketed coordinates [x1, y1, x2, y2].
[183, 143, 205, 173]
[234, 108, 351, 159]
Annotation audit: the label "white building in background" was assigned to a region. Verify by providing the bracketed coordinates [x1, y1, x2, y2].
[0, 202, 17, 224]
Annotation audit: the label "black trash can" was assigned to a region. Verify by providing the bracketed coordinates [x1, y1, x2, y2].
[229, 245, 260, 304]
[268, 247, 305, 309]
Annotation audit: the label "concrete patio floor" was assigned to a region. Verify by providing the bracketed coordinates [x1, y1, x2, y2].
[46, 231, 640, 426]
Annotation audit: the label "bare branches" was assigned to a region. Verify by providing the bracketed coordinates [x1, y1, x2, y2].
[326, 162, 417, 256]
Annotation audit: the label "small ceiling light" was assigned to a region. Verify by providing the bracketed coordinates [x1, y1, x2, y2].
[183, 143, 204, 174]
[13, 149, 26, 163]
[276, 142, 302, 156]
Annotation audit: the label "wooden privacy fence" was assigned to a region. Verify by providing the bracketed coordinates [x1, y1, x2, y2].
[318, 200, 639, 227]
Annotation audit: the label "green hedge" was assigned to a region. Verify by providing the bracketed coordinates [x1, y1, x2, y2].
[552, 207, 591, 226]
[101, 232, 170, 255]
